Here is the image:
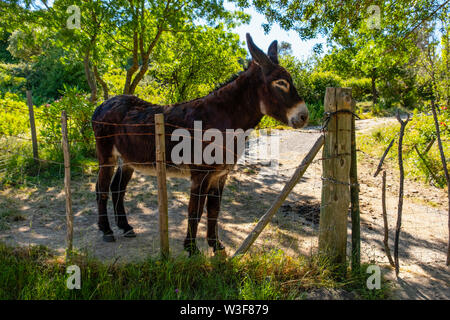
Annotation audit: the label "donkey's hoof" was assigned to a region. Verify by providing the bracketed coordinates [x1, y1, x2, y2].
[214, 249, 227, 258]
[123, 229, 136, 238]
[188, 249, 201, 257]
[185, 244, 200, 257]
[213, 242, 225, 252]
[102, 233, 116, 242]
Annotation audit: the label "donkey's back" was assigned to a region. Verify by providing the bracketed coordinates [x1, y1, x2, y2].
[92, 95, 164, 137]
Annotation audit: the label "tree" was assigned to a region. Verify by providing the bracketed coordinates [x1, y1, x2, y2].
[244, 0, 448, 108]
[7, 28, 43, 62]
[1, 0, 249, 102]
[150, 25, 246, 103]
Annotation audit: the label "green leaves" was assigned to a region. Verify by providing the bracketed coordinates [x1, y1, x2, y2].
[150, 25, 246, 103]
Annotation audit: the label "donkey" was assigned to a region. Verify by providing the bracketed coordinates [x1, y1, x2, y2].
[92, 33, 309, 255]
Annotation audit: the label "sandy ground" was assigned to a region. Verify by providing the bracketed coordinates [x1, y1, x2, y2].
[0, 117, 448, 299]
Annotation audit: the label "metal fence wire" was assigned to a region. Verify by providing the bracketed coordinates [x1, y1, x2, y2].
[0, 103, 448, 276]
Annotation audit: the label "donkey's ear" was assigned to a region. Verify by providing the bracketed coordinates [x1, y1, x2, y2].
[246, 33, 275, 74]
[267, 40, 278, 64]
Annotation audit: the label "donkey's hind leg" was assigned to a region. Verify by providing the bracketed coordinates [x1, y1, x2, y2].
[96, 162, 116, 242]
[184, 173, 210, 256]
[111, 164, 135, 237]
[206, 175, 227, 253]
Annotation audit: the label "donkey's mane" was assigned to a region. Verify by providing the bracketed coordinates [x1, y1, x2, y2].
[212, 63, 250, 91]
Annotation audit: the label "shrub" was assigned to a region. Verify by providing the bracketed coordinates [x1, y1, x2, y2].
[343, 78, 372, 102]
[359, 107, 449, 187]
[280, 55, 313, 103]
[309, 71, 343, 104]
[37, 86, 96, 162]
[0, 63, 26, 95]
[257, 115, 285, 129]
[308, 102, 325, 125]
[27, 47, 88, 105]
[0, 92, 29, 136]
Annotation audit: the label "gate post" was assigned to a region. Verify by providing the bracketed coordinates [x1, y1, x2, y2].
[318, 87, 353, 268]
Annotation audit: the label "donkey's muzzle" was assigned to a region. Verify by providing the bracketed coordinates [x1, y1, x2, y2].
[287, 102, 309, 129]
[291, 113, 308, 128]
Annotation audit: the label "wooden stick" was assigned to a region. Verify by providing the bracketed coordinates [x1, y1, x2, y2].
[394, 111, 411, 276]
[430, 101, 450, 266]
[61, 111, 73, 258]
[155, 113, 169, 258]
[319, 87, 353, 267]
[232, 134, 325, 258]
[382, 171, 395, 267]
[373, 138, 395, 177]
[423, 137, 435, 155]
[26, 90, 39, 162]
[350, 97, 360, 272]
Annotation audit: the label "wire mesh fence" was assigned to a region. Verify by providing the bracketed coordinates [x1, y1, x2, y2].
[0, 102, 448, 276]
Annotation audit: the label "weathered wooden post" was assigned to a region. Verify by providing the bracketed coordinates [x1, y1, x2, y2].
[155, 113, 169, 258]
[61, 111, 74, 258]
[26, 90, 39, 162]
[350, 98, 360, 272]
[318, 87, 352, 268]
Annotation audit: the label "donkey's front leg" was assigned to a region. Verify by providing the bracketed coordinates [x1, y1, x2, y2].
[96, 165, 115, 242]
[111, 165, 135, 237]
[184, 174, 209, 256]
[206, 176, 227, 253]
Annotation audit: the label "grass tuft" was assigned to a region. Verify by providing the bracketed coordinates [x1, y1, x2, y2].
[0, 243, 389, 300]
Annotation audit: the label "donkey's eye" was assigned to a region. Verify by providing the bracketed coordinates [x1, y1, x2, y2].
[272, 79, 290, 92]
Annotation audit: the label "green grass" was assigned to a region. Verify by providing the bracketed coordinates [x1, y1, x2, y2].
[0, 243, 389, 300]
[357, 110, 450, 187]
[0, 197, 26, 230]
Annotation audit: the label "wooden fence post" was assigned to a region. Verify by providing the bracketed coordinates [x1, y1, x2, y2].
[318, 87, 352, 268]
[155, 113, 169, 258]
[350, 97, 361, 272]
[233, 135, 325, 258]
[26, 90, 39, 162]
[61, 111, 73, 258]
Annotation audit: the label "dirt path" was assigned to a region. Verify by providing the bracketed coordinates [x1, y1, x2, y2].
[0, 117, 448, 299]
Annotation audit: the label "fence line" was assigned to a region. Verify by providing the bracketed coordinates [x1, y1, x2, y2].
[1, 89, 448, 272]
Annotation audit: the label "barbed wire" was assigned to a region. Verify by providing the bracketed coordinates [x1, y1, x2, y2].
[0, 108, 448, 270]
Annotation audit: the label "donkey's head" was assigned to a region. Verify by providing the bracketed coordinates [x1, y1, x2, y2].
[246, 33, 309, 129]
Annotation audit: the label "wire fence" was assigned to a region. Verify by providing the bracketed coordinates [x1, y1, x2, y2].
[0, 100, 448, 275]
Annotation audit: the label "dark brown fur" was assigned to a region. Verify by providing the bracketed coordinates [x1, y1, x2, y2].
[91, 34, 308, 255]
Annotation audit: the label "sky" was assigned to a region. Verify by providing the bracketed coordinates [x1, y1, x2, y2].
[224, 1, 327, 61]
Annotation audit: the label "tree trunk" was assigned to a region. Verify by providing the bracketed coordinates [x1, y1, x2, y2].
[83, 51, 97, 104]
[93, 65, 109, 101]
[430, 100, 450, 266]
[124, 28, 164, 95]
[122, 0, 168, 95]
[371, 67, 377, 106]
